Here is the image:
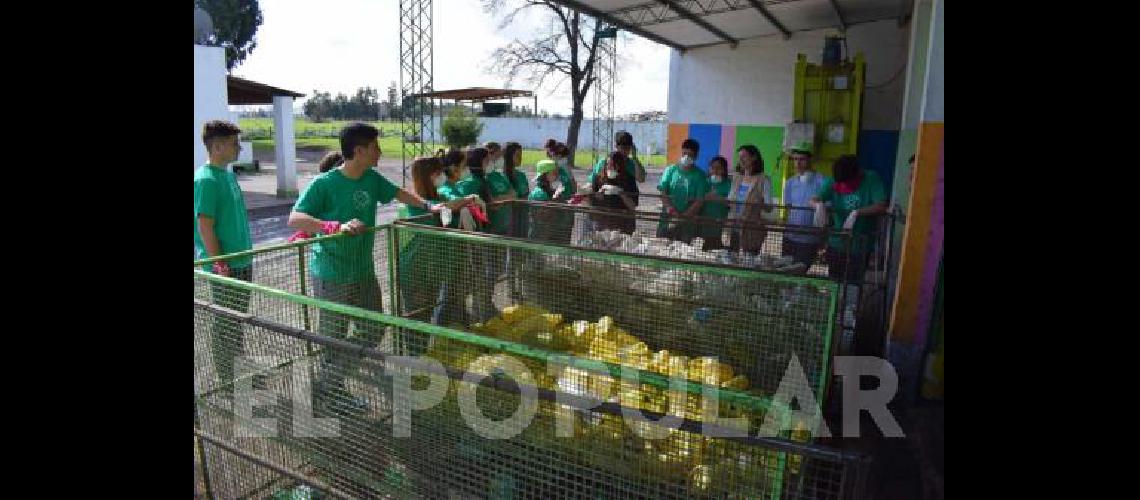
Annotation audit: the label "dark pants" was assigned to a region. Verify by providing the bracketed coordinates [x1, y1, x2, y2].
[313, 277, 385, 391]
[781, 238, 823, 273]
[210, 265, 253, 392]
[826, 248, 868, 284]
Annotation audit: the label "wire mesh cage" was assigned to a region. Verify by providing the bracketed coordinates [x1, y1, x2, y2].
[499, 195, 893, 357]
[194, 227, 870, 499]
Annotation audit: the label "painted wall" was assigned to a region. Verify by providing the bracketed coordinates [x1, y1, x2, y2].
[428, 117, 667, 154]
[664, 19, 910, 195]
[885, 0, 944, 402]
[193, 45, 230, 171]
[668, 20, 910, 130]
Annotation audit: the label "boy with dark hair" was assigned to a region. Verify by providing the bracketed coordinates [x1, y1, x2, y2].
[194, 120, 254, 397]
[288, 122, 445, 413]
[656, 138, 709, 241]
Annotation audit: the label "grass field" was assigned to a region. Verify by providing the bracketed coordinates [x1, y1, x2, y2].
[238, 117, 667, 168]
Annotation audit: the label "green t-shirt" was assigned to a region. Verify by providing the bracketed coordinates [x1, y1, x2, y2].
[293, 168, 399, 282]
[436, 181, 462, 201]
[700, 178, 733, 220]
[527, 186, 572, 241]
[194, 165, 252, 270]
[657, 164, 711, 214]
[458, 173, 514, 234]
[557, 165, 576, 197]
[528, 186, 552, 202]
[506, 170, 530, 198]
[817, 170, 887, 252]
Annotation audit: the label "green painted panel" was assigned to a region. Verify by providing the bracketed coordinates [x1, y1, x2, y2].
[734, 126, 786, 200]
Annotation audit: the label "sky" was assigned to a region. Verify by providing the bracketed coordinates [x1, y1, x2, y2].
[230, 0, 672, 117]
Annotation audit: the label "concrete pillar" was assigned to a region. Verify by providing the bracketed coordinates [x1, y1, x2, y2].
[273, 95, 298, 198]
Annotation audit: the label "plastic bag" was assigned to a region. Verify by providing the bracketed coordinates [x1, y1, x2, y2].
[813, 202, 828, 228]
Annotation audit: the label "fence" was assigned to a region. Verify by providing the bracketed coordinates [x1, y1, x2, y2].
[193, 226, 871, 499]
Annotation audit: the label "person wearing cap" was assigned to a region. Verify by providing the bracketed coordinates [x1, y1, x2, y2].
[528, 159, 574, 242]
[780, 142, 827, 271]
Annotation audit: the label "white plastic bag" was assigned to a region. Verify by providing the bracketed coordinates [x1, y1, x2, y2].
[439, 206, 453, 227]
[813, 202, 828, 228]
[842, 211, 859, 230]
[458, 207, 478, 231]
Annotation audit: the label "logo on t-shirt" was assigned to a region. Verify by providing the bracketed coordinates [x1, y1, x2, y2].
[843, 196, 862, 209]
[353, 190, 372, 212]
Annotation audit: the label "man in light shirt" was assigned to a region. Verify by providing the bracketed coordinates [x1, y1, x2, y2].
[781, 142, 826, 272]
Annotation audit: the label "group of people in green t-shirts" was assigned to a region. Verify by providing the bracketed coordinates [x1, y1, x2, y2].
[194, 120, 888, 414]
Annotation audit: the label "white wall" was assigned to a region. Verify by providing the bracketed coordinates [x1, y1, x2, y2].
[667, 19, 910, 130]
[194, 45, 230, 171]
[428, 117, 667, 154]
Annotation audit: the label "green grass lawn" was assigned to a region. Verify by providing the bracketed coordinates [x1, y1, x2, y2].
[240, 117, 667, 168]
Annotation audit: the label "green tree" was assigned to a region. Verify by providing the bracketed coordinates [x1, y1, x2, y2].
[196, 0, 264, 71]
[441, 107, 484, 148]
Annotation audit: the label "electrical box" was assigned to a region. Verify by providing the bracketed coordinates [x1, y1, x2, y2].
[783, 122, 815, 151]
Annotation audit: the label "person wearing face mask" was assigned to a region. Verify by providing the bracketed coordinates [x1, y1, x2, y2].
[500, 142, 530, 237]
[398, 156, 477, 342]
[528, 159, 574, 242]
[543, 138, 559, 159]
[456, 147, 513, 321]
[699, 156, 733, 250]
[586, 150, 638, 234]
[586, 131, 644, 201]
[725, 144, 774, 256]
[779, 142, 827, 271]
[484, 141, 504, 172]
[550, 142, 578, 199]
[656, 138, 710, 242]
[458, 147, 517, 236]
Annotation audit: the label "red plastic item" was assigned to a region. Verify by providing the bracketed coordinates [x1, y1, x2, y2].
[468, 204, 490, 225]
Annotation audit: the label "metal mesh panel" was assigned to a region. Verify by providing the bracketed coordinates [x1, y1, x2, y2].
[193, 277, 869, 499]
[194, 226, 869, 499]
[390, 221, 838, 404]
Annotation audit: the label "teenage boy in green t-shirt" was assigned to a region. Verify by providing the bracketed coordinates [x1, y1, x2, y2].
[194, 120, 253, 396]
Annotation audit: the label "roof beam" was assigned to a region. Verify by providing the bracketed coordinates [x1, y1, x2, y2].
[744, 0, 791, 39]
[543, 0, 688, 52]
[654, 0, 738, 47]
[827, 0, 848, 31]
[610, 0, 753, 28]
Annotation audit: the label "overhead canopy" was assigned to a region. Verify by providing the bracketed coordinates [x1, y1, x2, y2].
[407, 87, 535, 103]
[545, 0, 907, 51]
[227, 75, 305, 105]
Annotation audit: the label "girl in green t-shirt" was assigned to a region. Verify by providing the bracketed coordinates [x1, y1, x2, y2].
[527, 159, 574, 243]
[700, 155, 733, 250]
[398, 156, 477, 337]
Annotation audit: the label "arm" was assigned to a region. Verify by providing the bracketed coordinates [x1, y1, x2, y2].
[682, 200, 704, 217]
[632, 151, 646, 183]
[618, 192, 637, 211]
[197, 215, 223, 258]
[287, 179, 356, 235]
[287, 210, 330, 235]
[856, 202, 889, 216]
[493, 190, 517, 202]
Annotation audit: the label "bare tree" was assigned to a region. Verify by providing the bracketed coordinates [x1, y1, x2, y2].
[483, 0, 605, 167]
